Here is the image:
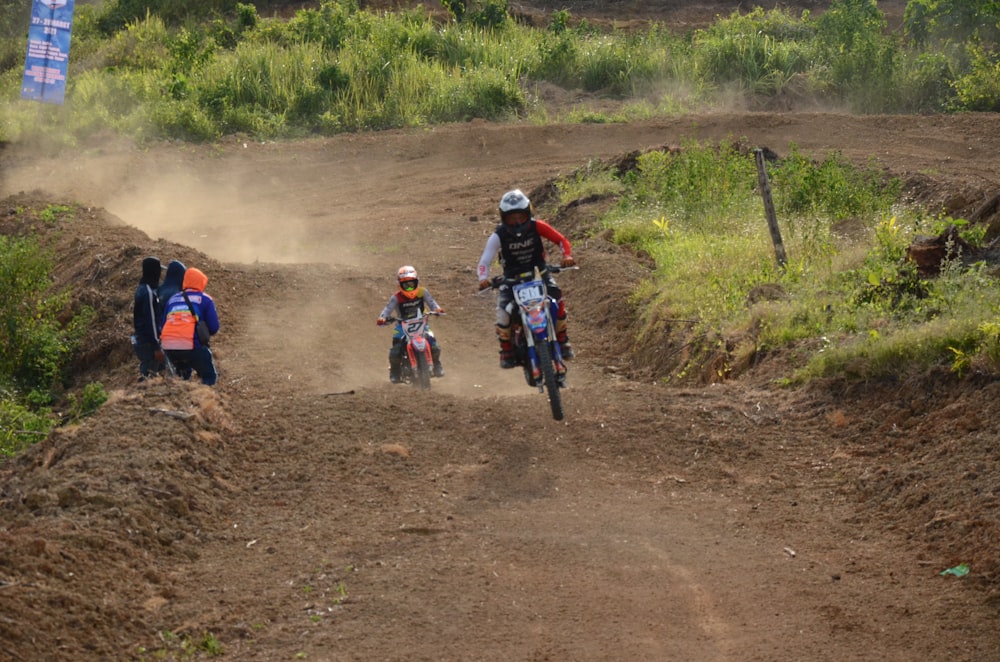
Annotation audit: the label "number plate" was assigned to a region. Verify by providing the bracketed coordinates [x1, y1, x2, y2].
[403, 318, 428, 335]
[513, 282, 544, 304]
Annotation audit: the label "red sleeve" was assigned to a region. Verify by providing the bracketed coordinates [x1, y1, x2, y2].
[535, 220, 572, 257]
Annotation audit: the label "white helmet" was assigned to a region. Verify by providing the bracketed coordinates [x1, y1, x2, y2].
[499, 189, 532, 226]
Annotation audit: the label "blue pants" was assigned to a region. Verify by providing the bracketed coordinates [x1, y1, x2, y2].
[165, 347, 218, 386]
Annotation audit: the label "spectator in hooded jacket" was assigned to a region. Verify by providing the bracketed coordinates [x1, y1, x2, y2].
[160, 267, 220, 385]
[156, 259, 186, 331]
[132, 256, 164, 380]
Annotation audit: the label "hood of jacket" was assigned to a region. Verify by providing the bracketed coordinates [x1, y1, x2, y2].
[182, 267, 208, 292]
[141, 256, 162, 286]
[161, 260, 186, 289]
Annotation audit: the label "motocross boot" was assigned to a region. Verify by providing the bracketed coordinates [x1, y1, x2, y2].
[432, 345, 444, 378]
[388, 345, 402, 384]
[499, 341, 516, 369]
[556, 318, 575, 360]
[497, 324, 516, 368]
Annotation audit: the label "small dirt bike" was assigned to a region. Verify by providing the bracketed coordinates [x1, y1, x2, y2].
[488, 265, 575, 421]
[383, 310, 443, 390]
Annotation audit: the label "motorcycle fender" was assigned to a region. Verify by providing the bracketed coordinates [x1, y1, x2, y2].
[411, 336, 428, 352]
[405, 343, 420, 367]
[524, 308, 547, 331]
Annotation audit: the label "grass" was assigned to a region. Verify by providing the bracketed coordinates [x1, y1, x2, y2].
[1, 0, 999, 145]
[551, 140, 1000, 383]
[0, 210, 102, 456]
[137, 630, 224, 659]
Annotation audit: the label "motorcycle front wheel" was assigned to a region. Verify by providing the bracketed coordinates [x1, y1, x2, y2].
[414, 352, 432, 390]
[534, 340, 564, 421]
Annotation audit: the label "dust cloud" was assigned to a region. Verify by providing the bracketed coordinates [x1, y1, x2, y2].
[0, 146, 371, 268]
[105, 170, 370, 267]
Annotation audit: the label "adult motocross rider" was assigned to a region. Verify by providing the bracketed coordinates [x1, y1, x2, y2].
[477, 188, 576, 369]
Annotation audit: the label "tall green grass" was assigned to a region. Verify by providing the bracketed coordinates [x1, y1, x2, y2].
[561, 141, 1000, 382]
[2, 0, 998, 144]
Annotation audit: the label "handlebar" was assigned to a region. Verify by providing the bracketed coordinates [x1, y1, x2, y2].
[480, 264, 578, 292]
[384, 311, 445, 324]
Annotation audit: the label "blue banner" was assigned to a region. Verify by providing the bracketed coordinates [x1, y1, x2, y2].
[21, 0, 76, 105]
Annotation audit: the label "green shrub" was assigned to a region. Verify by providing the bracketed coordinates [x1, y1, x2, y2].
[443, 0, 510, 29]
[620, 140, 758, 225]
[536, 32, 579, 84]
[96, 0, 244, 33]
[269, 0, 360, 49]
[904, 0, 1000, 49]
[692, 8, 814, 96]
[894, 51, 956, 112]
[771, 145, 900, 221]
[0, 235, 93, 398]
[571, 141, 985, 382]
[813, 0, 899, 111]
[67, 382, 109, 422]
[0, 397, 53, 457]
[101, 12, 171, 70]
[951, 45, 1000, 111]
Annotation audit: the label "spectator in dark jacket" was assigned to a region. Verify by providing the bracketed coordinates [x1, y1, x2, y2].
[132, 256, 164, 380]
[156, 259, 186, 331]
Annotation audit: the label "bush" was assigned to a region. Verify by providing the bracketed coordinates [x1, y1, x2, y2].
[813, 0, 899, 112]
[0, 235, 93, 398]
[573, 141, 966, 382]
[692, 8, 814, 96]
[67, 383, 109, 422]
[0, 397, 53, 457]
[951, 45, 1000, 111]
[96, 0, 244, 33]
[895, 51, 956, 112]
[771, 145, 900, 221]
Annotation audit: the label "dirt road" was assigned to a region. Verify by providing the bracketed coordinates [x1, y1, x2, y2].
[2, 110, 1000, 660]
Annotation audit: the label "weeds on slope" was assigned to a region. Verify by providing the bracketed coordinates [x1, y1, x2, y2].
[552, 140, 1000, 383]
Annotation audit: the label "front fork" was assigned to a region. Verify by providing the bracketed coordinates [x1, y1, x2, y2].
[523, 300, 565, 383]
[406, 337, 433, 369]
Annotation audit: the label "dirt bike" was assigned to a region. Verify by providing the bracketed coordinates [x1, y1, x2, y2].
[383, 310, 443, 390]
[488, 265, 575, 421]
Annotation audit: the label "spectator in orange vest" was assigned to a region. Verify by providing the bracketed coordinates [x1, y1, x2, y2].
[160, 267, 220, 385]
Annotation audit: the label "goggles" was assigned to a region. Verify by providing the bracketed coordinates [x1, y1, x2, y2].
[503, 211, 530, 225]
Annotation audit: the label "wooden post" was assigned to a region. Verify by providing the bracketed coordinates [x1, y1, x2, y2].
[755, 148, 787, 269]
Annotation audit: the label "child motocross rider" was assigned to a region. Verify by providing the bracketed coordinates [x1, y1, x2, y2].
[477, 188, 576, 369]
[377, 265, 445, 383]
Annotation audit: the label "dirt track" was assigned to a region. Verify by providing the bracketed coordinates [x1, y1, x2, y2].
[1, 110, 999, 661]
